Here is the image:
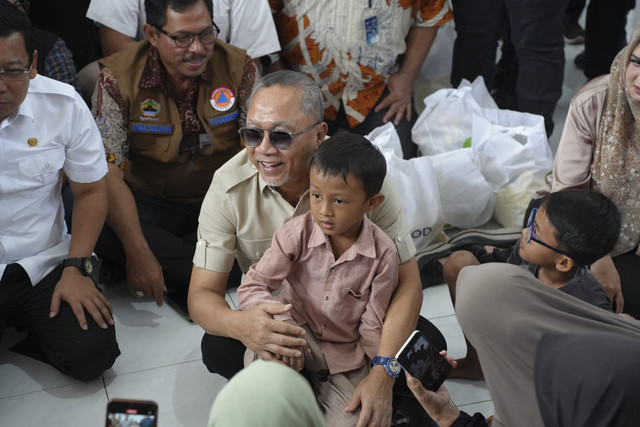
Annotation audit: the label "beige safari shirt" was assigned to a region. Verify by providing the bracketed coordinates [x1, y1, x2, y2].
[194, 150, 415, 276]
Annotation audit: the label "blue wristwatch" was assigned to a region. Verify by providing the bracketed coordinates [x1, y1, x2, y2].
[371, 356, 401, 378]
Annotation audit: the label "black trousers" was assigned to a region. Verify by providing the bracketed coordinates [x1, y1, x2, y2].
[0, 264, 120, 381]
[326, 87, 419, 160]
[95, 191, 200, 294]
[613, 250, 640, 318]
[584, 0, 635, 79]
[451, 0, 569, 136]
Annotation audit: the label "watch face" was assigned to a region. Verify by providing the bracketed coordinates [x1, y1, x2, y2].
[83, 258, 93, 274]
[389, 359, 401, 374]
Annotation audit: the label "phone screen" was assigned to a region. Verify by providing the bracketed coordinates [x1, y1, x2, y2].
[106, 399, 158, 427]
[396, 331, 452, 392]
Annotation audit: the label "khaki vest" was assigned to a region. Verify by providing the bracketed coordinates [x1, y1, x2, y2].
[101, 40, 246, 202]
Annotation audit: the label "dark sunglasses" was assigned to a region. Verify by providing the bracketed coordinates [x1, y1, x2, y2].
[526, 208, 568, 255]
[238, 121, 321, 150]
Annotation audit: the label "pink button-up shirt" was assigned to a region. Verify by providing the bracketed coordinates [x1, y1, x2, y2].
[238, 211, 399, 374]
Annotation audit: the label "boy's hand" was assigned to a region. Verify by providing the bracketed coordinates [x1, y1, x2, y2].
[591, 255, 624, 313]
[279, 320, 308, 371]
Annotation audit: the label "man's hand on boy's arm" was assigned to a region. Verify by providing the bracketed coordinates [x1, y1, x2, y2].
[591, 255, 624, 313]
[345, 366, 394, 427]
[237, 303, 308, 362]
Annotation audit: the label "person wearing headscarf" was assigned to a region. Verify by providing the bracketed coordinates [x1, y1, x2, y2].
[539, 21, 640, 318]
[208, 359, 326, 427]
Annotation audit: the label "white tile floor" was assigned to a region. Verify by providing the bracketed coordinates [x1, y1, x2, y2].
[2, 11, 636, 426]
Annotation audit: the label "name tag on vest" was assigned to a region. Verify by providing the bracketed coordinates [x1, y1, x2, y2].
[129, 122, 173, 134]
[208, 111, 239, 127]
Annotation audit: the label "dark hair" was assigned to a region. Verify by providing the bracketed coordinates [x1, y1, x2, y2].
[310, 133, 386, 199]
[145, 0, 213, 28]
[0, 0, 34, 59]
[248, 70, 324, 124]
[541, 190, 621, 266]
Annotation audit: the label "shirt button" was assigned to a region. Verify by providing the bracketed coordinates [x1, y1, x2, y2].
[330, 267, 336, 273]
[197, 239, 205, 246]
[397, 236, 403, 242]
[323, 295, 328, 301]
[255, 251, 262, 258]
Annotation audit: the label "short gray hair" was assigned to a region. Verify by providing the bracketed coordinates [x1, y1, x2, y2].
[247, 70, 324, 123]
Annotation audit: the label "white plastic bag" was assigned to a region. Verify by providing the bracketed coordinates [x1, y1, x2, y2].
[419, 20, 455, 81]
[494, 170, 547, 228]
[412, 77, 497, 156]
[367, 123, 445, 252]
[470, 109, 553, 227]
[430, 148, 498, 229]
[471, 110, 552, 188]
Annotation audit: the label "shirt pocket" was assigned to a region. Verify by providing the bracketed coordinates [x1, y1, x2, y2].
[339, 286, 371, 318]
[236, 236, 273, 271]
[17, 146, 65, 189]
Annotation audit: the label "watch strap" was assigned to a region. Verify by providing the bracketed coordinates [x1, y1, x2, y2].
[62, 257, 93, 277]
[371, 356, 401, 378]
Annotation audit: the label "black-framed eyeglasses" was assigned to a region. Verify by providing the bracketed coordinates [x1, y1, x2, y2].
[153, 22, 220, 48]
[238, 121, 322, 150]
[0, 60, 32, 81]
[526, 208, 568, 255]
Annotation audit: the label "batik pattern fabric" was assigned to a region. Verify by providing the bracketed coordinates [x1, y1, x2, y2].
[273, 0, 452, 128]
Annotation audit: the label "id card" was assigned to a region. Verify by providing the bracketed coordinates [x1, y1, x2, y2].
[364, 15, 380, 45]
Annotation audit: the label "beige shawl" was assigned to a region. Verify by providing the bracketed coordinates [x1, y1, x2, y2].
[591, 23, 640, 256]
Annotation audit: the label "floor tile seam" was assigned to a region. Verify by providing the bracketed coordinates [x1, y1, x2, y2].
[101, 358, 204, 380]
[425, 313, 458, 321]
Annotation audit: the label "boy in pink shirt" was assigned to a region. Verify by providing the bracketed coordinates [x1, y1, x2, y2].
[238, 133, 399, 426]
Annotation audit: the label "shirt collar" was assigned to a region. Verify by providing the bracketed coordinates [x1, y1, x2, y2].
[138, 45, 212, 91]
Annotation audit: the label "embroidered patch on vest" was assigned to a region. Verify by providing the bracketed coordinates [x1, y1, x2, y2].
[129, 122, 173, 134]
[210, 86, 235, 111]
[208, 110, 239, 127]
[140, 98, 161, 119]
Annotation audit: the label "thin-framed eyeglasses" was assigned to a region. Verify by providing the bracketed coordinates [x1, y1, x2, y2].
[0, 60, 32, 81]
[238, 121, 322, 150]
[153, 21, 220, 48]
[526, 208, 568, 255]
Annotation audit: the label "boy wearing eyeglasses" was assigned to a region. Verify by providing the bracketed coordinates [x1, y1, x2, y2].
[444, 189, 621, 379]
[237, 133, 399, 427]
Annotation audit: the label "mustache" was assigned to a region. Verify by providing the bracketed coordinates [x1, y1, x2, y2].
[180, 55, 207, 63]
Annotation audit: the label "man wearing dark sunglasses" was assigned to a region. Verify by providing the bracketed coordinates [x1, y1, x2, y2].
[189, 70, 440, 426]
[90, 0, 259, 315]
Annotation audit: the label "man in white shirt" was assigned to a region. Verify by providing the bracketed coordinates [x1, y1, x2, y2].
[0, 0, 119, 380]
[86, 0, 281, 61]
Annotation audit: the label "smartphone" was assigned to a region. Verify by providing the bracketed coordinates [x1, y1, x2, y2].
[106, 399, 158, 427]
[395, 330, 452, 392]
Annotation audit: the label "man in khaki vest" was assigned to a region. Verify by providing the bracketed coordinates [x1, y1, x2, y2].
[91, 0, 259, 316]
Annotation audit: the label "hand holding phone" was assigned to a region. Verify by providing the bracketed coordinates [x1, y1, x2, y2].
[395, 330, 452, 392]
[106, 399, 158, 427]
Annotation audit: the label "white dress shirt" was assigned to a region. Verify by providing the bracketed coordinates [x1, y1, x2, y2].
[0, 75, 108, 285]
